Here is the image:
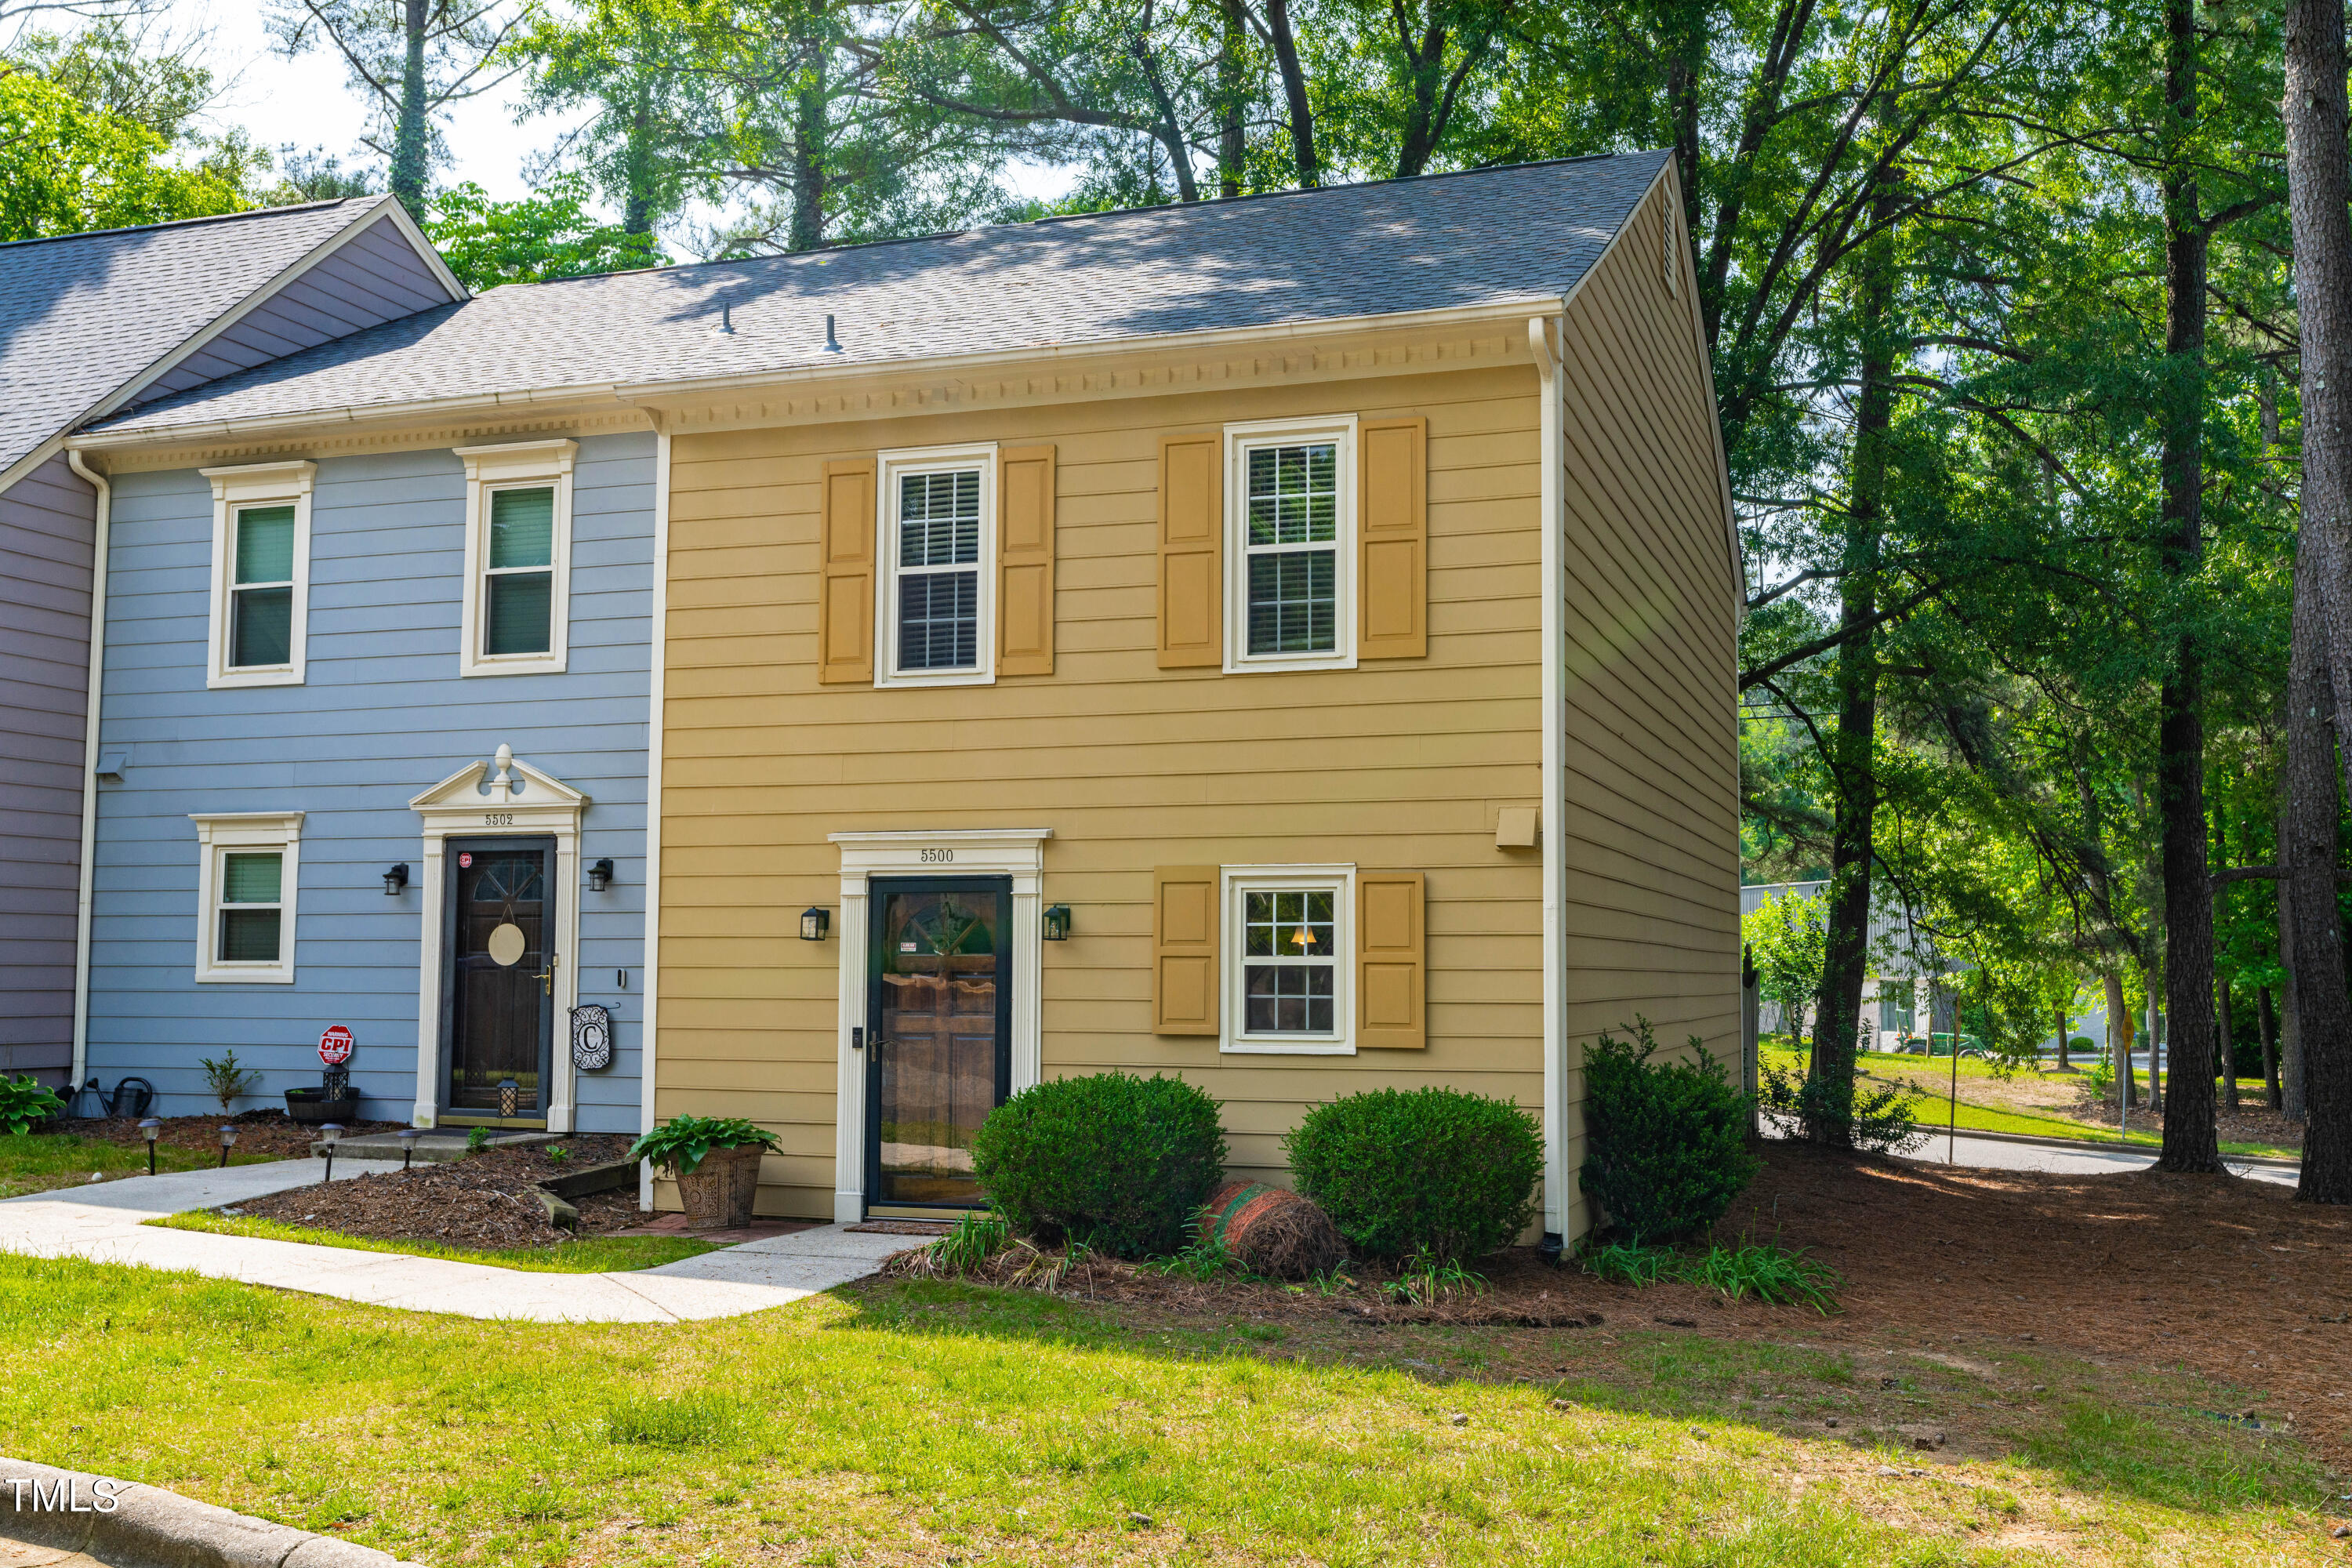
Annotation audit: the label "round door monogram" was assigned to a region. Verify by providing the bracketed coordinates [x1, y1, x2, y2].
[485, 922, 528, 967]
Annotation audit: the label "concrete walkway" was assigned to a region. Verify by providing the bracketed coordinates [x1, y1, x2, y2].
[0, 1160, 910, 1323]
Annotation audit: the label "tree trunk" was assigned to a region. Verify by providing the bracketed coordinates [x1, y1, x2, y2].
[391, 0, 429, 216]
[787, 31, 828, 252]
[2056, 1004, 2071, 1070]
[2260, 985, 2283, 1109]
[2218, 976, 2238, 1109]
[1261, 0, 1317, 187]
[2146, 985, 2164, 1112]
[2278, 787, 2308, 1118]
[2153, 0, 2219, 1168]
[2107, 970, 2136, 1109]
[1806, 169, 1897, 1145]
[1218, 0, 1247, 199]
[2284, 0, 2352, 1200]
[622, 80, 656, 238]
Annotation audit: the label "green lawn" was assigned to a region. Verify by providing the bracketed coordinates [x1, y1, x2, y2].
[149, 1211, 717, 1273]
[0, 1128, 273, 1200]
[0, 1254, 2335, 1566]
[1761, 1046, 2298, 1160]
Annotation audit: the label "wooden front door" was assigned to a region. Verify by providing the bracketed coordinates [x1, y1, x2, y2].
[866, 877, 1011, 1212]
[444, 837, 555, 1121]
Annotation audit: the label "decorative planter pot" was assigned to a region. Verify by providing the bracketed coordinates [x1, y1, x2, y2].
[675, 1145, 764, 1229]
[284, 1088, 358, 1126]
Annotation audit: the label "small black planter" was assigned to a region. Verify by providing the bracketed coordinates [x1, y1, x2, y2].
[284, 1087, 358, 1126]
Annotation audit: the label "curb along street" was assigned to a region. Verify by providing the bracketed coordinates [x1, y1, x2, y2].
[2, 1456, 428, 1568]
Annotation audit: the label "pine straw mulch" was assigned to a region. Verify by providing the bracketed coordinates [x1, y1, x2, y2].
[225, 1135, 641, 1250]
[68, 1109, 408, 1161]
[2060, 1094, 2310, 1152]
[869, 1142, 2352, 1467]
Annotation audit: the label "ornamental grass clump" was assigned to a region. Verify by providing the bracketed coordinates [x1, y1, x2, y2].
[970, 1072, 1225, 1258]
[1283, 1087, 1541, 1265]
[1579, 1016, 1760, 1243]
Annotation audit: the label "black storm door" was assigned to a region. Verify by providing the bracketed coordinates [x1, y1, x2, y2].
[866, 877, 1013, 1211]
[445, 837, 555, 1119]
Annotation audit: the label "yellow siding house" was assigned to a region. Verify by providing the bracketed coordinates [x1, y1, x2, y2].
[640, 152, 1741, 1244]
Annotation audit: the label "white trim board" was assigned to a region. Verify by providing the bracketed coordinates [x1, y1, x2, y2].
[408, 746, 590, 1131]
[826, 829, 1052, 1225]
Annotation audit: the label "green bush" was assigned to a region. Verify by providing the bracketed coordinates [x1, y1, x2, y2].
[0, 1075, 64, 1134]
[1580, 1017, 1761, 1243]
[1283, 1087, 1542, 1265]
[970, 1073, 1225, 1258]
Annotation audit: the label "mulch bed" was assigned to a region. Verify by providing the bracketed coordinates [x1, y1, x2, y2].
[67, 1109, 406, 1161]
[228, 1135, 641, 1250]
[2075, 1097, 2309, 1152]
[876, 1142, 2352, 1465]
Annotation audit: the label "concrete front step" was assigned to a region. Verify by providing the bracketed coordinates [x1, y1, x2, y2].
[310, 1130, 557, 1163]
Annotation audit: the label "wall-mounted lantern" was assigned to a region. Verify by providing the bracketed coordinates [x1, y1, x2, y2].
[588, 857, 615, 892]
[800, 906, 830, 942]
[1043, 904, 1073, 942]
[382, 863, 409, 896]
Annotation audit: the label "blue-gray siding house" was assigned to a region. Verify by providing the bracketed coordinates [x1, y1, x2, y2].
[78, 436, 654, 1131]
[0, 198, 463, 1089]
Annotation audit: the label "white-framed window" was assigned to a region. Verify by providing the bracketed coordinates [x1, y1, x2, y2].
[1224, 416, 1358, 673]
[876, 442, 997, 688]
[455, 439, 576, 677]
[1221, 863, 1356, 1054]
[190, 811, 303, 983]
[201, 461, 314, 689]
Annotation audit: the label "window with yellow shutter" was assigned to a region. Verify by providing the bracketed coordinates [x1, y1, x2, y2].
[873, 442, 999, 687]
[1220, 416, 1358, 673]
[1219, 864, 1356, 1054]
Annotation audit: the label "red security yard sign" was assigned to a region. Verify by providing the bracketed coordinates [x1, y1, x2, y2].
[319, 1025, 354, 1065]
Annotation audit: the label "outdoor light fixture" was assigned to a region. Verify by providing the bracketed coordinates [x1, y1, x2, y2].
[382, 862, 409, 896]
[1043, 904, 1072, 942]
[216, 1124, 238, 1168]
[800, 906, 830, 942]
[318, 1123, 344, 1183]
[138, 1117, 162, 1176]
[396, 1126, 423, 1171]
[499, 1078, 521, 1118]
[588, 858, 615, 892]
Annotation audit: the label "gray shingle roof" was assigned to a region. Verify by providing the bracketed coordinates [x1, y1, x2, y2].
[96, 154, 1668, 439]
[0, 198, 390, 474]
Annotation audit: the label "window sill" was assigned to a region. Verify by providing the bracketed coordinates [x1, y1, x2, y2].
[194, 967, 296, 985]
[876, 669, 995, 689]
[207, 667, 302, 690]
[1222, 653, 1359, 675]
[460, 655, 568, 678]
[1219, 1037, 1356, 1056]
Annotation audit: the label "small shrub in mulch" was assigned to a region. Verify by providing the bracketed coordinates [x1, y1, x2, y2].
[1583, 1018, 1762, 1243]
[971, 1073, 1226, 1258]
[1286, 1087, 1541, 1265]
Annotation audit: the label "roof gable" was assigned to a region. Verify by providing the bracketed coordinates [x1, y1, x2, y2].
[0, 197, 463, 481]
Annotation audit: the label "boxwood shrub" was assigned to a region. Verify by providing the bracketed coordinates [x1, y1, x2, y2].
[1579, 1016, 1759, 1243]
[970, 1072, 1225, 1258]
[1283, 1087, 1542, 1264]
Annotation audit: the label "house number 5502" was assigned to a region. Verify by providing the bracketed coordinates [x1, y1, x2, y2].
[483, 812, 515, 826]
[920, 848, 954, 863]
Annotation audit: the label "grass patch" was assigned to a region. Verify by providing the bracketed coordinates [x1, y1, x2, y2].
[0, 1129, 273, 1200]
[0, 1253, 2337, 1566]
[1581, 1238, 1840, 1311]
[147, 1210, 716, 1273]
[2014, 1395, 2324, 1515]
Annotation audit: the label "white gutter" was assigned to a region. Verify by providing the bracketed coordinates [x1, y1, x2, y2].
[1529, 316, 1568, 1245]
[64, 448, 110, 1098]
[638, 421, 673, 1210]
[79, 293, 1577, 452]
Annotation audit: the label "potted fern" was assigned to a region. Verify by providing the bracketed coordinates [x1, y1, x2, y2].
[629, 1115, 781, 1229]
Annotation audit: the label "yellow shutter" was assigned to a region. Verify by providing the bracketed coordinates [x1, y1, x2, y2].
[1152, 865, 1220, 1035]
[1358, 871, 1425, 1049]
[1357, 416, 1428, 659]
[998, 444, 1056, 677]
[1157, 433, 1221, 668]
[817, 457, 877, 684]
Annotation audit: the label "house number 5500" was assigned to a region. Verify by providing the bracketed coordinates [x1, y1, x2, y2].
[920, 848, 955, 863]
[483, 812, 515, 826]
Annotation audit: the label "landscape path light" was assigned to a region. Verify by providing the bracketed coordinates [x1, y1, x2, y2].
[216, 1124, 238, 1168]
[397, 1126, 423, 1171]
[318, 1123, 344, 1183]
[137, 1117, 162, 1176]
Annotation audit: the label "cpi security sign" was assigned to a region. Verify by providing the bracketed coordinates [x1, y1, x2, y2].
[318, 1025, 354, 1065]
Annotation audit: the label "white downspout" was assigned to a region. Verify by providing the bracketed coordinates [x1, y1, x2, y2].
[65, 448, 111, 1102]
[1530, 315, 1567, 1246]
[638, 421, 672, 1210]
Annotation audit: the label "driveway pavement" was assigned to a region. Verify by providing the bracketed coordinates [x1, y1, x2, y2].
[0, 1159, 908, 1322]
